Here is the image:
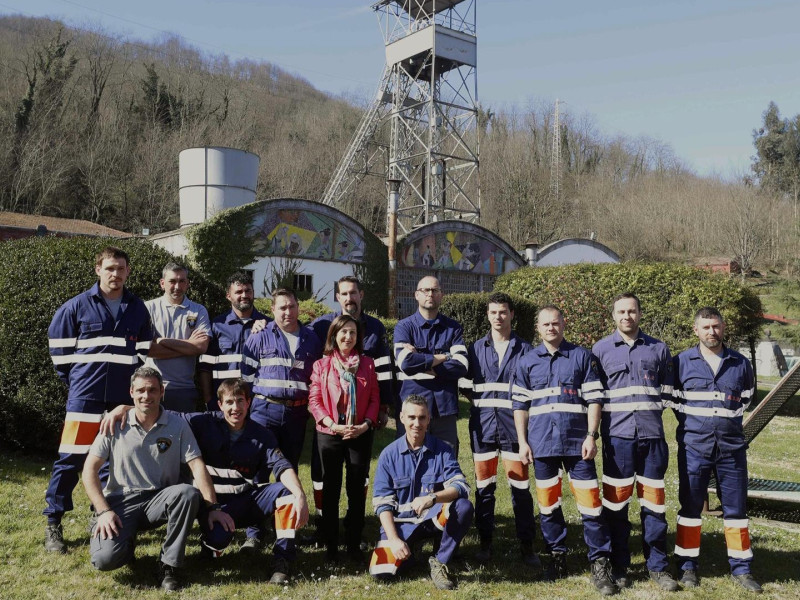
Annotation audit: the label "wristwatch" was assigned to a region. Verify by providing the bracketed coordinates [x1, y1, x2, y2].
[427, 493, 437, 506]
[444, 352, 452, 361]
[586, 430, 599, 440]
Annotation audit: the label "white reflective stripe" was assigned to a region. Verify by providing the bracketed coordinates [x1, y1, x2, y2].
[474, 382, 511, 393]
[728, 548, 753, 559]
[199, 354, 216, 364]
[372, 495, 396, 510]
[58, 443, 92, 454]
[602, 401, 663, 412]
[508, 478, 530, 490]
[723, 518, 749, 529]
[473, 398, 513, 410]
[260, 357, 297, 368]
[511, 384, 529, 398]
[397, 502, 414, 513]
[213, 369, 240, 379]
[206, 466, 246, 479]
[583, 390, 604, 402]
[276, 494, 296, 509]
[255, 379, 308, 391]
[51, 353, 139, 365]
[676, 390, 727, 401]
[450, 344, 467, 354]
[527, 386, 564, 400]
[395, 346, 412, 369]
[244, 356, 260, 368]
[65, 412, 104, 423]
[476, 475, 497, 489]
[397, 372, 435, 380]
[373, 356, 392, 367]
[568, 477, 599, 490]
[49, 337, 77, 348]
[214, 483, 250, 495]
[536, 475, 561, 489]
[276, 529, 296, 539]
[636, 475, 664, 489]
[473, 451, 497, 462]
[75, 336, 128, 348]
[575, 504, 603, 517]
[661, 384, 674, 395]
[202, 353, 244, 365]
[741, 388, 754, 399]
[370, 540, 400, 576]
[377, 372, 393, 381]
[458, 378, 473, 390]
[602, 474, 635, 487]
[451, 354, 469, 369]
[677, 516, 702, 527]
[135, 341, 151, 351]
[582, 380, 604, 392]
[538, 498, 562, 515]
[682, 406, 743, 418]
[606, 385, 661, 398]
[241, 374, 256, 383]
[312, 481, 324, 490]
[444, 475, 469, 494]
[529, 403, 587, 416]
[602, 497, 631, 511]
[674, 545, 700, 557]
[639, 498, 666, 513]
[500, 451, 520, 462]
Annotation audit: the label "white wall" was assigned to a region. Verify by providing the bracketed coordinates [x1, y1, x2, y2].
[247, 256, 354, 310]
[536, 243, 618, 267]
[150, 232, 190, 259]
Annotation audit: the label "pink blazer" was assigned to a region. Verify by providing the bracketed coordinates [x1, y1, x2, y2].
[308, 354, 381, 434]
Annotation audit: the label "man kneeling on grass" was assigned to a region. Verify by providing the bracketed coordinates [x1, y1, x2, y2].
[83, 367, 233, 591]
[102, 377, 309, 585]
[369, 395, 474, 590]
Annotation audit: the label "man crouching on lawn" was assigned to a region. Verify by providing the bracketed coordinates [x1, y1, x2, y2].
[101, 377, 310, 585]
[83, 366, 233, 591]
[369, 395, 473, 590]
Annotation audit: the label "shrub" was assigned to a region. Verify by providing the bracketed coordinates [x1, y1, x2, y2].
[252, 298, 331, 325]
[440, 292, 539, 345]
[494, 263, 763, 351]
[0, 236, 226, 451]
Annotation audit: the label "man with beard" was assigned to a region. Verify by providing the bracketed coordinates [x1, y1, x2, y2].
[200, 272, 270, 411]
[671, 307, 761, 593]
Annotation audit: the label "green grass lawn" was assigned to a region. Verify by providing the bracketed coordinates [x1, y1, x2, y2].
[2, 394, 800, 599]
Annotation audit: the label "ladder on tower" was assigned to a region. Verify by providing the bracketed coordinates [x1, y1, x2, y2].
[322, 65, 391, 207]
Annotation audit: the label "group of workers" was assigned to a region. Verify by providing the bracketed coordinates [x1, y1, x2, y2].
[42, 245, 762, 594]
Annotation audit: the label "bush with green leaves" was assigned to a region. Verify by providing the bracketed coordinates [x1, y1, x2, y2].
[440, 292, 539, 346]
[0, 236, 226, 452]
[494, 263, 763, 351]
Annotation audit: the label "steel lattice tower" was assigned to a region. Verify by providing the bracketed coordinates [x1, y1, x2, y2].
[322, 0, 480, 235]
[549, 98, 561, 203]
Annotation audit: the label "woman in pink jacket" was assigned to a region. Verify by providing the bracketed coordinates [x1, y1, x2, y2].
[308, 314, 380, 561]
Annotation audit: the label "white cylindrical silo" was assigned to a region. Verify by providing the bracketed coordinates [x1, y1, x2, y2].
[178, 147, 260, 227]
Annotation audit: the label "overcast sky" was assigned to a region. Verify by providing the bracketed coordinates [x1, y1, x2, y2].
[3, 0, 799, 178]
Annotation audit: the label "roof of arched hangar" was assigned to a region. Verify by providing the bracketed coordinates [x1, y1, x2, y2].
[535, 237, 620, 263]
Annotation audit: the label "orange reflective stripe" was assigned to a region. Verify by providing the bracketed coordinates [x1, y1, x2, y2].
[60, 419, 101, 447]
[603, 482, 634, 504]
[536, 482, 561, 508]
[502, 458, 528, 482]
[369, 541, 403, 575]
[475, 456, 499, 482]
[313, 488, 323, 511]
[637, 482, 665, 506]
[724, 526, 751, 552]
[434, 503, 450, 531]
[570, 482, 601, 510]
[275, 499, 298, 531]
[676, 523, 701, 551]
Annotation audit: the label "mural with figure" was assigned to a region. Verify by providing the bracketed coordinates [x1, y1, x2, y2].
[250, 208, 365, 262]
[400, 230, 510, 274]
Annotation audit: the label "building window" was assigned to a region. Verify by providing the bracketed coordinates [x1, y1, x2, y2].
[293, 274, 313, 294]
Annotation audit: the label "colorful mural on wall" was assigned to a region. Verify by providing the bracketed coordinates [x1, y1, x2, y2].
[249, 208, 365, 263]
[400, 230, 509, 274]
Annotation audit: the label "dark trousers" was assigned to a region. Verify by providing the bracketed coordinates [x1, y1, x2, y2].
[316, 429, 374, 553]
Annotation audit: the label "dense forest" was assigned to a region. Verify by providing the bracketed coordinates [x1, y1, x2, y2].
[0, 15, 797, 274]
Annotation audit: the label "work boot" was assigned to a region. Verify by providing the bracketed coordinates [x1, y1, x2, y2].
[475, 536, 492, 564]
[429, 556, 455, 590]
[611, 566, 629, 589]
[590, 556, 619, 596]
[269, 556, 291, 585]
[44, 523, 66, 554]
[650, 570, 680, 591]
[239, 536, 263, 553]
[157, 561, 182, 592]
[520, 541, 542, 569]
[544, 552, 567, 582]
[733, 573, 763, 593]
[679, 569, 699, 588]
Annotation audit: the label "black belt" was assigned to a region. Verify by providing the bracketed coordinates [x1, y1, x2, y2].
[254, 394, 308, 408]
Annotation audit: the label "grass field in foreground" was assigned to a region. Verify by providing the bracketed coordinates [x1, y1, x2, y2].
[1, 394, 799, 599]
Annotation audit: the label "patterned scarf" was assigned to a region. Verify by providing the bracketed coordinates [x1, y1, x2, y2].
[332, 350, 360, 426]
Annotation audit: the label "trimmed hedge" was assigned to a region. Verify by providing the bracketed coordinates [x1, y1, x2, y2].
[0, 236, 226, 452]
[494, 263, 763, 351]
[440, 292, 539, 346]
